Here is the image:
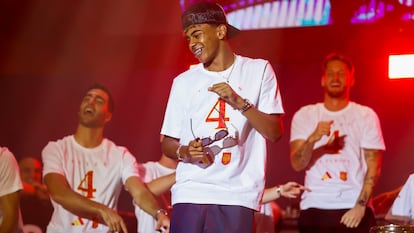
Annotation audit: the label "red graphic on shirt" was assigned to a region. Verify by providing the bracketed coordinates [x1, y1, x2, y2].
[77, 171, 96, 198]
[71, 171, 99, 229]
[340, 171, 348, 181]
[72, 217, 84, 226]
[222, 152, 231, 165]
[206, 99, 229, 129]
[321, 171, 332, 181]
[92, 217, 99, 228]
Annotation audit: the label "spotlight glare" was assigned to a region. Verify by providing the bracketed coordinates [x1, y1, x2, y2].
[389, 54, 414, 79]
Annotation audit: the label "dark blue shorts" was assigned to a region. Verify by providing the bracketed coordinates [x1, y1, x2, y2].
[170, 203, 254, 233]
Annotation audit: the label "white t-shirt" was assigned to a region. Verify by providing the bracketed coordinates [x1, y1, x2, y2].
[42, 136, 140, 233]
[390, 174, 414, 219]
[290, 102, 385, 210]
[134, 161, 175, 233]
[0, 147, 24, 233]
[161, 54, 284, 211]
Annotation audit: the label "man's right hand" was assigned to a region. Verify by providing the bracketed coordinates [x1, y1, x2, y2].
[184, 139, 205, 162]
[99, 207, 128, 233]
[308, 120, 334, 143]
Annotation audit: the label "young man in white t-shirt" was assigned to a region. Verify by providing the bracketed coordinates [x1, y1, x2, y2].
[160, 2, 285, 232]
[42, 84, 171, 233]
[290, 53, 385, 233]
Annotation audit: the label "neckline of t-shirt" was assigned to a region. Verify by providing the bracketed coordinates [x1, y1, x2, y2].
[200, 54, 239, 77]
[320, 101, 353, 115]
[70, 135, 104, 152]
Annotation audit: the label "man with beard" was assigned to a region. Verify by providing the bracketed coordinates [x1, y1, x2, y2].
[42, 84, 171, 233]
[289, 53, 385, 233]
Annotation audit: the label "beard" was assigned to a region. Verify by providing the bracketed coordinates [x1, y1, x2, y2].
[78, 112, 105, 128]
[326, 86, 348, 98]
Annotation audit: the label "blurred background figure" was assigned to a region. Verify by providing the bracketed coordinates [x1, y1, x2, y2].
[19, 157, 50, 200]
[0, 146, 24, 233]
[18, 156, 53, 233]
[384, 174, 414, 224]
[290, 52, 385, 233]
[371, 185, 402, 225]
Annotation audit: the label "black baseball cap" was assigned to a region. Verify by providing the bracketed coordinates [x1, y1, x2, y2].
[181, 2, 240, 39]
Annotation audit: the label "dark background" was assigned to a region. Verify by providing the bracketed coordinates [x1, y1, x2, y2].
[1, 0, 414, 213]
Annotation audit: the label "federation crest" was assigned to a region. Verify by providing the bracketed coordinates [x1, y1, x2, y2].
[221, 152, 231, 165]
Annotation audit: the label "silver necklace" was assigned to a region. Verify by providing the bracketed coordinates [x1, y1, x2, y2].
[218, 55, 236, 83]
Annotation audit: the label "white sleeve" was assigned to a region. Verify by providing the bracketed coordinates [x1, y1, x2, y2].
[290, 106, 317, 142]
[42, 141, 65, 177]
[257, 62, 284, 115]
[120, 149, 140, 184]
[361, 107, 386, 150]
[0, 148, 22, 197]
[391, 175, 414, 218]
[161, 77, 186, 139]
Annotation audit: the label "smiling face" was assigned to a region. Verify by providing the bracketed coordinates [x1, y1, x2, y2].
[322, 59, 355, 99]
[184, 23, 226, 66]
[78, 88, 112, 128]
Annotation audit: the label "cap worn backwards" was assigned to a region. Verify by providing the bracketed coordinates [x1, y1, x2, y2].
[181, 2, 240, 39]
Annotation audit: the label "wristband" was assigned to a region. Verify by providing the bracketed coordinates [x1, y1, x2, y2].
[275, 185, 282, 197]
[155, 208, 168, 220]
[239, 99, 253, 113]
[176, 144, 183, 161]
[357, 199, 367, 207]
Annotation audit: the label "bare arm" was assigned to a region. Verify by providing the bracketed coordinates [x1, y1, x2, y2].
[290, 139, 318, 171]
[242, 107, 283, 142]
[290, 121, 343, 171]
[340, 149, 383, 228]
[161, 136, 180, 160]
[357, 149, 383, 206]
[262, 187, 280, 204]
[44, 173, 128, 233]
[146, 173, 176, 196]
[126, 176, 170, 232]
[0, 191, 20, 233]
[262, 182, 311, 204]
[161, 136, 205, 162]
